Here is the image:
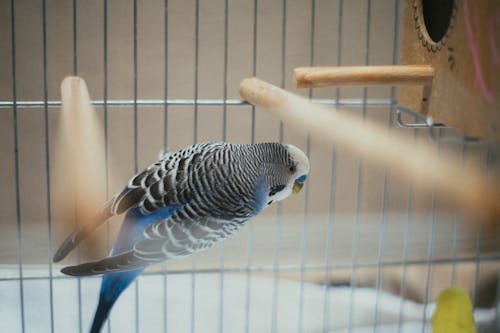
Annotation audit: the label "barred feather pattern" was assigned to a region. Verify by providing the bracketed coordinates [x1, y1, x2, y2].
[111, 142, 296, 264]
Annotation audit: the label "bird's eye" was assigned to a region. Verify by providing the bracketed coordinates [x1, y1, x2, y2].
[289, 165, 297, 173]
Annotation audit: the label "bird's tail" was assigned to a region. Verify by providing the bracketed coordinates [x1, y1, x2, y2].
[90, 297, 114, 333]
[89, 268, 144, 333]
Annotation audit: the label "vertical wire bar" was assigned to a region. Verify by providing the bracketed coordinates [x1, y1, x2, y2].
[271, 158, 283, 333]
[250, 0, 258, 147]
[190, 2, 200, 332]
[132, 0, 139, 173]
[323, 2, 343, 330]
[42, 0, 55, 331]
[494, 145, 500, 330]
[73, 0, 78, 75]
[10, 1, 26, 331]
[132, 0, 139, 183]
[244, 218, 253, 333]
[163, 1, 169, 332]
[193, 0, 199, 144]
[133, 0, 139, 332]
[103, 1, 111, 331]
[421, 128, 443, 333]
[103, 0, 109, 258]
[190, 254, 197, 333]
[394, 3, 413, 323]
[347, 1, 371, 331]
[271, 1, 287, 331]
[297, 2, 315, 332]
[389, 0, 399, 107]
[163, 0, 169, 153]
[495, 269, 500, 329]
[271, 141, 283, 333]
[373, 1, 399, 330]
[334, 0, 343, 106]
[397, 116, 417, 331]
[322, 151, 336, 332]
[450, 139, 467, 285]
[222, 0, 228, 143]
[279, 0, 286, 90]
[472, 226, 482, 307]
[72, 2, 84, 332]
[471, 143, 490, 308]
[245, 1, 258, 332]
[422, 196, 437, 333]
[373, 174, 389, 333]
[450, 214, 459, 285]
[307, 0, 315, 102]
[347, 157, 362, 332]
[297, 138, 311, 333]
[218, 1, 229, 332]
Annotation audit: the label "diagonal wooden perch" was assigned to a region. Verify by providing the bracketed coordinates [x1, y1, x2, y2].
[239, 77, 500, 225]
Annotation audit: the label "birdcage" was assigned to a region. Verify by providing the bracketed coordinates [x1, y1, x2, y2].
[1, 0, 499, 332]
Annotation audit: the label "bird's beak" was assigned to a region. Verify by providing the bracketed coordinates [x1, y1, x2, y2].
[293, 181, 304, 194]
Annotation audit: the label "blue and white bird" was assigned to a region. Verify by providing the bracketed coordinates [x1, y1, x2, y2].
[53, 142, 309, 333]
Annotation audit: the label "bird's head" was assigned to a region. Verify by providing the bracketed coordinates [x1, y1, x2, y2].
[264, 143, 310, 205]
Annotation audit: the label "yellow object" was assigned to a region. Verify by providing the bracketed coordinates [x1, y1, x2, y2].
[432, 287, 476, 333]
[292, 182, 304, 194]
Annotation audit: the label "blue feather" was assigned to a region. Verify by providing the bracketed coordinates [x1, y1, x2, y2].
[90, 205, 179, 333]
[90, 268, 144, 333]
[111, 205, 180, 255]
[252, 179, 268, 214]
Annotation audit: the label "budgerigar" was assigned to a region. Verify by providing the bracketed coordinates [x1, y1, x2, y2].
[53, 142, 309, 333]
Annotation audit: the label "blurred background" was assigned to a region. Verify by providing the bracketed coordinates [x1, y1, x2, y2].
[0, 0, 499, 332]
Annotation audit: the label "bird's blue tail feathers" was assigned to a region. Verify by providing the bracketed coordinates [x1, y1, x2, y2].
[89, 206, 178, 332]
[90, 268, 144, 333]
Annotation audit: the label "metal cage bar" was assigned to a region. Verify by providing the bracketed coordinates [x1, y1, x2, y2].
[347, 2, 372, 331]
[9, 1, 26, 332]
[0, 98, 393, 109]
[162, 2, 170, 332]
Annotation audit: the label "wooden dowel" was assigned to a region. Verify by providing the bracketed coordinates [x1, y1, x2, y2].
[240, 77, 500, 225]
[58, 77, 107, 224]
[294, 65, 435, 88]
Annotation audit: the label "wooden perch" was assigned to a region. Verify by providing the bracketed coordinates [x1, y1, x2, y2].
[240, 77, 500, 225]
[294, 65, 434, 88]
[57, 77, 108, 241]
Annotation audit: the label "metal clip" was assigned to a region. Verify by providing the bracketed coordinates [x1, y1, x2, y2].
[395, 105, 481, 144]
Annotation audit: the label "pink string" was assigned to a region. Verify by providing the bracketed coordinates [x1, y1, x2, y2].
[463, 0, 495, 102]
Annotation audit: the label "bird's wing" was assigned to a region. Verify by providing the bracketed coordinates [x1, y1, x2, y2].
[60, 215, 222, 276]
[55, 143, 228, 264]
[53, 148, 194, 262]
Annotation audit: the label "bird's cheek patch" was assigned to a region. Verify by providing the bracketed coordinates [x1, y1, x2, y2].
[269, 184, 286, 196]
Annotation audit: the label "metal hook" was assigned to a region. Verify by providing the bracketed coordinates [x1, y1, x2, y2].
[395, 105, 482, 144]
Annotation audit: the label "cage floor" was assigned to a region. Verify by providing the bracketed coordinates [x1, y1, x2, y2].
[1, 271, 498, 333]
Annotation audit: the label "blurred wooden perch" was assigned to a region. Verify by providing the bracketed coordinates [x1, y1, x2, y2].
[239, 77, 500, 226]
[55, 77, 108, 259]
